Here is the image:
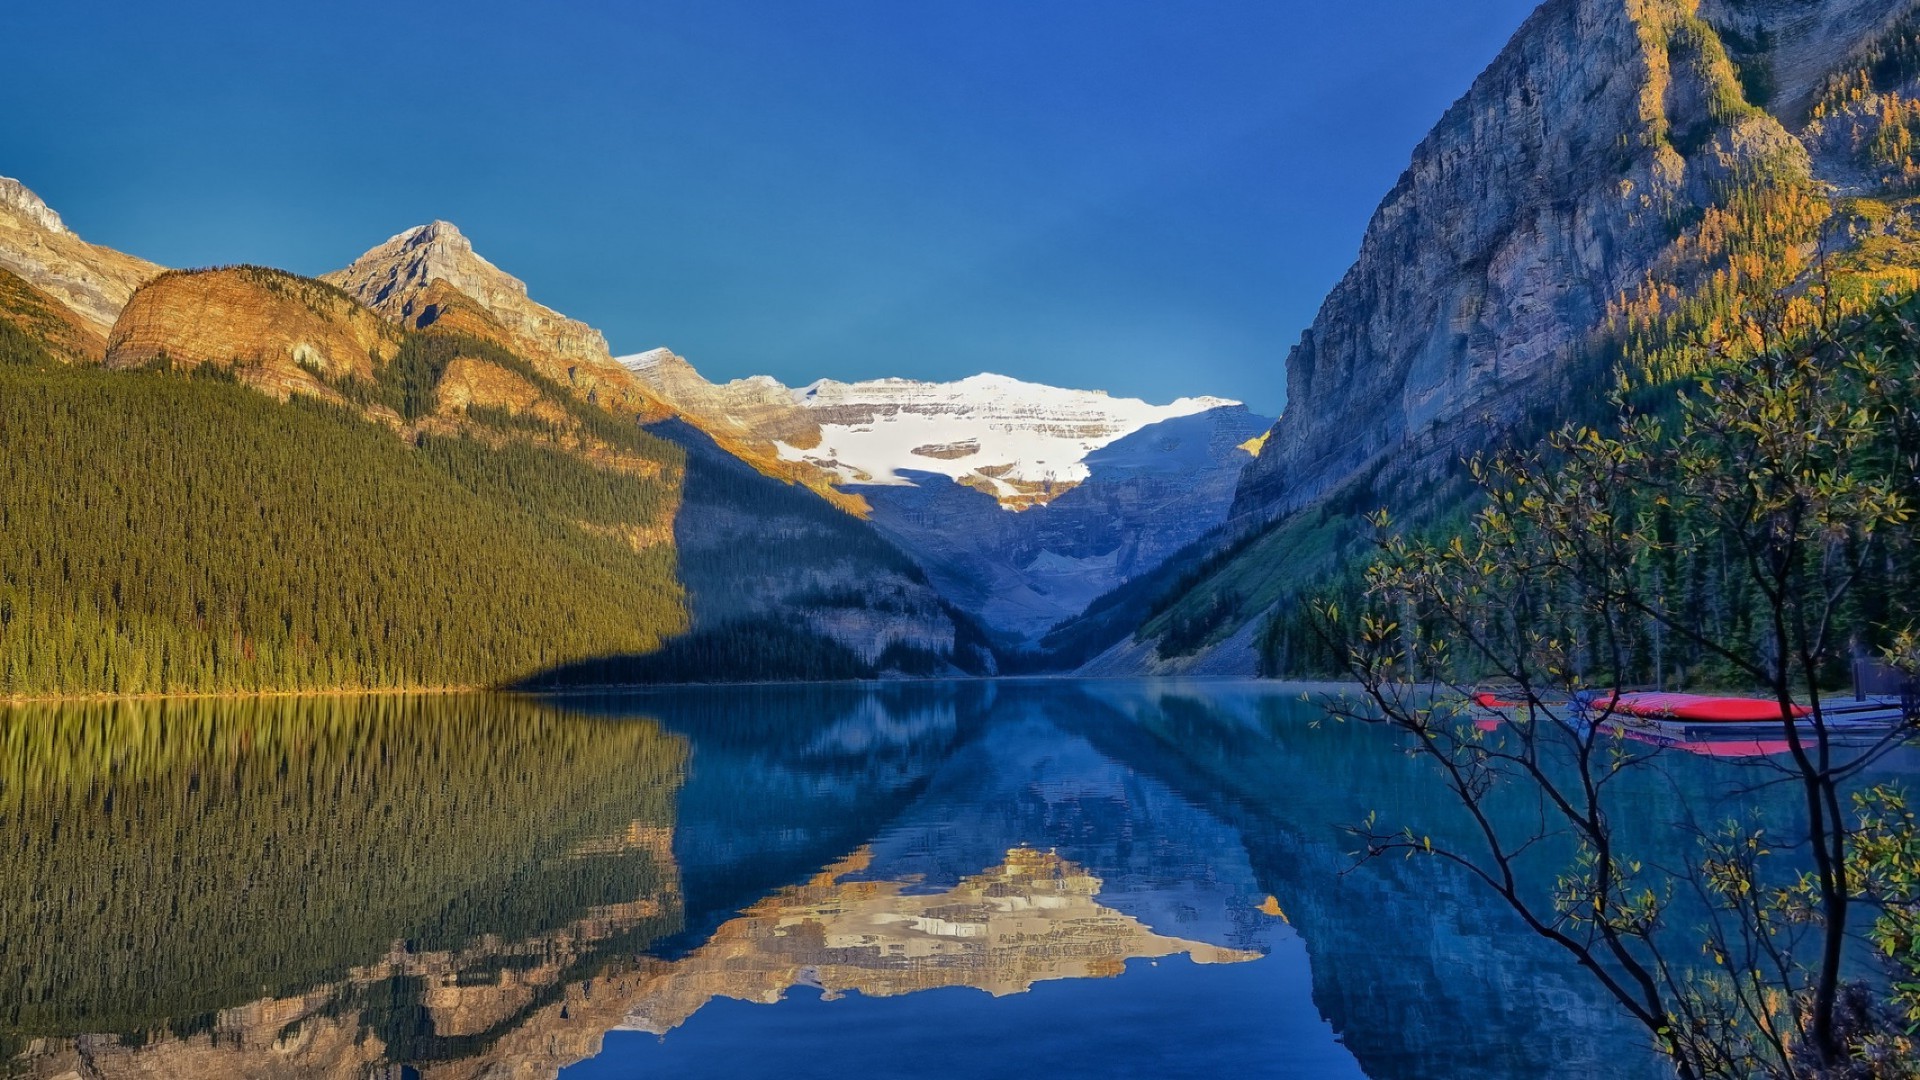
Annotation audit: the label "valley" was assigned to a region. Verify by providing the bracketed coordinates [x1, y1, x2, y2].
[7, 2, 1920, 1076]
[5, 0, 1920, 698]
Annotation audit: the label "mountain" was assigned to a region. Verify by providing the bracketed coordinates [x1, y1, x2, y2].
[317, 225, 984, 676]
[324, 221, 662, 419]
[0, 178, 1001, 695]
[1088, 0, 1920, 674]
[782, 372, 1235, 509]
[621, 352, 1268, 641]
[0, 175, 162, 339]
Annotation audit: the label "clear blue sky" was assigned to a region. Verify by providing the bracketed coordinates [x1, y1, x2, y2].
[1, 0, 1539, 414]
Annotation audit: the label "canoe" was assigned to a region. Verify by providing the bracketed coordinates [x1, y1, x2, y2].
[1471, 691, 1526, 709]
[1469, 691, 1570, 709]
[1586, 691, 1811, 723]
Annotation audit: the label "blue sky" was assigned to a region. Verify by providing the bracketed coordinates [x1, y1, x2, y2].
[1, 1, 1538, 414]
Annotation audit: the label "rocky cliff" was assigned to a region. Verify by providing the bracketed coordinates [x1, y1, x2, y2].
[1234, 0, 1918, 520]
[0, 176, 162, 339]
[325, 221, 660, 417]
[1078, 0, 1920, 676]
[105, 266, 404, 399]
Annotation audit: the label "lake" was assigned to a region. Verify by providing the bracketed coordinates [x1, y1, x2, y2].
[3, 679, 1908, 1078]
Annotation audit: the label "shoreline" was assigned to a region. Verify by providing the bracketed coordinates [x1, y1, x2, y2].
[0, 683, 487, 708]
[0, 674, 1367, 708]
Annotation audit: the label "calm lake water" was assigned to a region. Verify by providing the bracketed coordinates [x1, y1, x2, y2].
[3, 679, 1910, 1078]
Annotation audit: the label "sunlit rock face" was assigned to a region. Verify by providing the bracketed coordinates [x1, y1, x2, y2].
[1232, 0, 1918, 520]
[0, 176, 163, 339]
[621, 846, 1259, 1036]
[105, 266, 405, 400]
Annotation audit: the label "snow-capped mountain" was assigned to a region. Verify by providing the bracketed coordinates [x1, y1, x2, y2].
[618, 352, 1237, 511]
[619, 350, 1271, 640]
[783, 373, 1235, 508]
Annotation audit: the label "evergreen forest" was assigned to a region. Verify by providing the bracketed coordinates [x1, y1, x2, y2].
[0, 338, 687, 697]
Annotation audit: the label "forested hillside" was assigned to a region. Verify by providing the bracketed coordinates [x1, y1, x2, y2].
[0, 341, 687, 697]
[522, 419, 998, 688]
[0, 249, 1011, 696]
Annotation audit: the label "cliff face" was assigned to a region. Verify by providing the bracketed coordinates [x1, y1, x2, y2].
[1233, 0, 1916, 519]
[105, 266, 403, 399]
[0, 176, 163, 339]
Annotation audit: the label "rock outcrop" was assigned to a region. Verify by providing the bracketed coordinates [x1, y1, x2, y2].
[104, 266, 403, 399]
[0, 175, 163, 339]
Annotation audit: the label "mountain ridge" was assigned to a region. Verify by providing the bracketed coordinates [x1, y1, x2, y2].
[0, 174, 163, 339]
[1093, 0, 1920, 675]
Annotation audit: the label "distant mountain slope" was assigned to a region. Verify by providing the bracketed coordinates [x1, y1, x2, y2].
[620, 351, 1234, 510]
[854, 405, 1271, 641]
[0, 176, 162, 337]
[622, 351, 1267, 641]
[1101, 0, 1920, 675]
[786, 372, 1234, 509]
[0, 266, 104, 364]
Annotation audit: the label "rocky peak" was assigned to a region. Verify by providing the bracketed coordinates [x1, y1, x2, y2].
[325, 219, 614, 374]
[0, 176, 162, 338]
[328, 220, 536, 312]
[0, 176, 68, 236]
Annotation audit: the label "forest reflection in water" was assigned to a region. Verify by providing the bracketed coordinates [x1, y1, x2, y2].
[4, 680, 1901, 1079]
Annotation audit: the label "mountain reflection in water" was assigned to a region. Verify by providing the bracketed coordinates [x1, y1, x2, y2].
[8, 680, 1899, 1078]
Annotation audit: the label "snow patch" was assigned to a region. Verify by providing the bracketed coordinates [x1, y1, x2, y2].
[787, 372, 1239, 494]
[617, 348, 676, 374]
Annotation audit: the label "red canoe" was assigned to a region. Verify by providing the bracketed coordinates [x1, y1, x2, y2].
[1589, 692, 1812, 723]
